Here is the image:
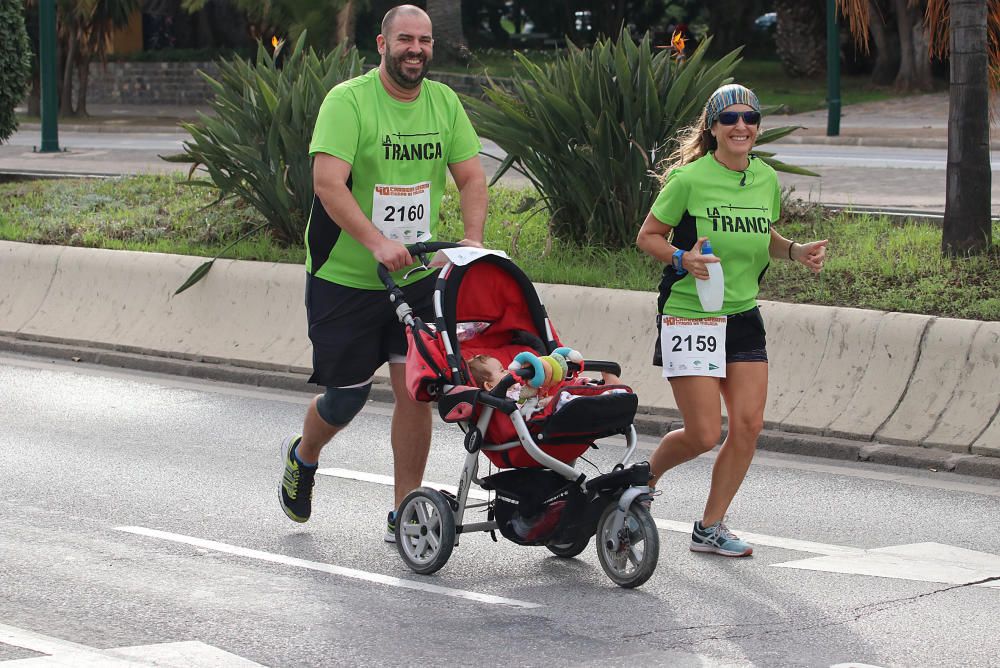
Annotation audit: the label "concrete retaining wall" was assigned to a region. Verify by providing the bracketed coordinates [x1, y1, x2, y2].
[85, 61, 222, 106]
[83, 62, 500, 106]
[2, 241, 997, 458]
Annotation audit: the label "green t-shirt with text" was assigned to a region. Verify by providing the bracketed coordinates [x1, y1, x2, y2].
[650, 153, 781, 318]
[307, 68, 482, 289]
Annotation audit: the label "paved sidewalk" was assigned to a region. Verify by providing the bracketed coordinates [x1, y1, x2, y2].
[16, 92, 991, 148]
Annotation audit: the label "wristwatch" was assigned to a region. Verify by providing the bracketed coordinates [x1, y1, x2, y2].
[672, 249, 687, 275]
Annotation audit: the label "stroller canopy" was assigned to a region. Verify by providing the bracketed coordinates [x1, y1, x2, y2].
[437, 254, 560, 375]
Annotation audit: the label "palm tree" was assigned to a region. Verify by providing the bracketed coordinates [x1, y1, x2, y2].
[426, 0, 468, 62]
[838, 0, 995, 255]
[335, 0, 355, 47]
[54, 0, 139, 116]
[774, 0, 827, 77]
[939, 0, 993, 255]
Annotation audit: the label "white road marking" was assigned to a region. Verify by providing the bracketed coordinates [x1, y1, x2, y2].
[319, 468, 1000, 587]
[650, 519, 861, 557]
[318, 467, 490, 501]
[775, 542, 1000, 589]
[319, 468, 856, 555]
[0, 623, 262, 667]
[0, 623, 93, 656]
[114, 526, 541, 609]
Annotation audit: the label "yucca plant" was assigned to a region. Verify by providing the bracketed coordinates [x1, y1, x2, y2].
[165, 33, 363, 293]
[464, 30, 814, 250]
[166, 33, 363, 246]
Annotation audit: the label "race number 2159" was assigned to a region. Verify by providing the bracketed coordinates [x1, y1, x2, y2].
[670, 333, 717, 353]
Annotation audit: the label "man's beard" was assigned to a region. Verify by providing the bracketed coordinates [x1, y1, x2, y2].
[386, 51, 430, 89]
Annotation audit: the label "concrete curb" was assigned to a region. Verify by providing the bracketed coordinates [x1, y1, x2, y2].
[772, 135, 1000, 150]
[18, 122, 192, 135]
[5, 333, 999, 480]
[1, 241, 997, 468]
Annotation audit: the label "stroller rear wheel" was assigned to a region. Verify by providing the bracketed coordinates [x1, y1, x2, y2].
[546, 535, 590, 558]
[395, 487, 456, 575]
[595, 502, 659, 588]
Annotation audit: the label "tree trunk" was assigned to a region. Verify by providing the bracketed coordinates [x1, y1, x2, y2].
[426, 0, 469, 62]
[27, 74, 41, 117]
[60, 29, 77, 116]
[942, 0, 991, 255]
[868, 0, 900, 85]
[707, 0, 765, 55]
[76, 56, 90, 117]
[591, 0, 627, 39]
[335, 0, 356, 47]
[892, 0, 933, 90]
[910, 11, 933, 86]
[774, 0, 827, 77]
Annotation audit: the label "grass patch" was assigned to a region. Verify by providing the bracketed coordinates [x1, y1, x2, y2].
[1, 174, 996, 320]
[355, 51, 898, 114]
[0, 175, 301, 264]
[456, 51, 897, 113]
[732, 59, 904, 114]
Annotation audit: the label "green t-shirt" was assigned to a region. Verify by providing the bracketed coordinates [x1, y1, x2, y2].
[650, 153, 781, 318]
[307, 68, 482, 289]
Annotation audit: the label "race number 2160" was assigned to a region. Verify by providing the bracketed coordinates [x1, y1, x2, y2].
[671, 334, 717, 353]
[383, 204, 425, 223]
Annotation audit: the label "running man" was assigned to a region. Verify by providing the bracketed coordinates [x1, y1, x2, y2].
[279, 4, 488, 542]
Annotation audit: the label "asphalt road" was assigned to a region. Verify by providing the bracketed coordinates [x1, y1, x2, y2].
[6, 130, 997, 170]
[2, 352, 999, 667]
[4, 128, 1000, 214]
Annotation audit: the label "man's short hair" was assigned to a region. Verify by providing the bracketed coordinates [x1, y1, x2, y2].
[381, 4, 428, 37]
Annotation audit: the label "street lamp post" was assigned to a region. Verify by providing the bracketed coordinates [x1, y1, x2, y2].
[826, 0, 841, 136]
[38, 0, 60, 153]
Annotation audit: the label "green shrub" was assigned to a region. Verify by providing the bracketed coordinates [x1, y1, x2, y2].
[167, 33, 364, 245]
[464, 30, 813, 249]
[0, 0, 32, 143]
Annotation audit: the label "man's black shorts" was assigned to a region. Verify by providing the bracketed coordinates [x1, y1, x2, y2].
[305, 272, 437, 387]
[652, 306, 768, 367]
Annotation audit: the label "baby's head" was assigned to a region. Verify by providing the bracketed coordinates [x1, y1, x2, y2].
[467, 354, 505, 390]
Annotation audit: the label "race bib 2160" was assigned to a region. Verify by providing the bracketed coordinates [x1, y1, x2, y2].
[372, 182, 431, 243]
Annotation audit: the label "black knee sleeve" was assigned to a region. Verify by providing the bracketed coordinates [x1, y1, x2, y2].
[316, 383, 372, 427]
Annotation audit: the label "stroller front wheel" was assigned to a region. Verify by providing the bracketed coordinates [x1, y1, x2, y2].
[395, 487, 456, 575]
[595, 501, 659, 588]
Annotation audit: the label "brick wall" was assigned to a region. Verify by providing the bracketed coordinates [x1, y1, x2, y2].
[86, 61, 503, 105]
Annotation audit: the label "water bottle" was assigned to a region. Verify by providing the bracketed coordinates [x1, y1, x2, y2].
[696, 239, 725, 312]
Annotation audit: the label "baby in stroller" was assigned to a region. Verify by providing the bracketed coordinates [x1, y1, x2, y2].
[466, 351, 622, 415]
[378, 242, 660, 588]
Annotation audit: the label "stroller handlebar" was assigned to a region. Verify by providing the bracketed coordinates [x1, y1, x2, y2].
[375, 241, 465, 291]
[578, 360, 622, 377]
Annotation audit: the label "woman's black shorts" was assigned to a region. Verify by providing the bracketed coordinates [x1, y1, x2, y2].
[305, 272, 437, 387]
[653, 306, 768, 366]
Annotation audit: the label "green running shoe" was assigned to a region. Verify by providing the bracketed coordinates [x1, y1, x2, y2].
[279, 435, 315, 523]
[384, 510, 396, 543]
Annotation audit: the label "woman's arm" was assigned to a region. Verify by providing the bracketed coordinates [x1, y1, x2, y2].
[769, 227, 829, 273]
[637, 212, 717, 281]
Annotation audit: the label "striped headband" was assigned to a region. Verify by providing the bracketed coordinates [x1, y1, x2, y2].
[704, 84, 760, 128]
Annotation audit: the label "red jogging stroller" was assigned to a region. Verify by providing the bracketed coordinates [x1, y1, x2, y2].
[378, 242, 659, 588]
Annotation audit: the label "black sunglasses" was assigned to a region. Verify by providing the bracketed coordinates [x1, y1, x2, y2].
[717, 110, 761, 126]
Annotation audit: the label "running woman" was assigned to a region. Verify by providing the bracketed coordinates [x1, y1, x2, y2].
[636, 84, 827, 556]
